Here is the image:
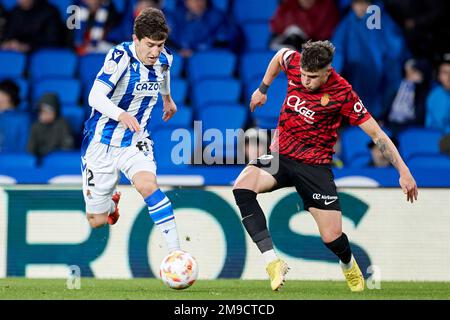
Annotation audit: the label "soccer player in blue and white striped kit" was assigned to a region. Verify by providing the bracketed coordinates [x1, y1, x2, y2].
[81, 8, 180, 253]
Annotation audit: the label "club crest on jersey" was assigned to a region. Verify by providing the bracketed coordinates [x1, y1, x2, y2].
[133, 81, 161, 96]
[320, 94, 330, 106]
[104, 60, 118, 75]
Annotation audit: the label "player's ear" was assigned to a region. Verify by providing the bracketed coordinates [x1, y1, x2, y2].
[132, 34, 138, 43]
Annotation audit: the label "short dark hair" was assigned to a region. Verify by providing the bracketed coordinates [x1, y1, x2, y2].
[301, 40, 335, 72]
[134, 7, 169, 41]
[0, 79, 20, 107]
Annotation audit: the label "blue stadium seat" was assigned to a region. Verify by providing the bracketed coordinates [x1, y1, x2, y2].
[151, 128, 195, 169]
[41, 151, 81, 170]
[48, 0, 73, 19]
[192, 79, 241, 109]
[199, 105, 247, 159]
[0, 51, 26, 77]
[33, 78, 81, 105]
[248, 76, 286, 129]
[188, 50, 236, 81]
[233, 0, 278, 23]
[0, 153, 36, 170]
[242, 22, 271, 51]
[61, 105, 86, 135]
[0, 111, 30, 153]
[240, 51, 275, 82]
[30, 49, 78, 80]
[340, 126, 372, 166]
[170, 50, 183, 78]
[170, 78, 188, 105]
[398, 128, 443, 161]
[199, 105, 247, 131]
[408, 154, 450, 169]
[147, 104, 193, 131]
[79, 53, 105, 85]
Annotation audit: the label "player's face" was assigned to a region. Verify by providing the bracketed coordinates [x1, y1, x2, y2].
[133, 35, 166, 65]
[300, 67, 331, 91]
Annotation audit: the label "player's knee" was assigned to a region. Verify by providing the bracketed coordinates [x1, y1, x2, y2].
[321, 230, 342, 244]
[135, 182, 158, 198]
[87, 214, 108, 228]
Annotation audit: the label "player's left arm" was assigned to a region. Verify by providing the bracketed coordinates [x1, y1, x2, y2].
[160, 69, 177, 121]
[359, 117, 418, 203]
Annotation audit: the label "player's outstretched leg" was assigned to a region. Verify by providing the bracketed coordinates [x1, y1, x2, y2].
[145, 188, 180, 253]
[325, 233, 364, 292]
[108, 191, 121, 225]
[233, 189, 289, 290]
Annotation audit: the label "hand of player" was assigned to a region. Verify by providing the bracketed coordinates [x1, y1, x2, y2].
[399, 171, 418, 203]
[163, 99, 177, 122]
[250, 89, 267, 112]
[118, 112, 140, 132]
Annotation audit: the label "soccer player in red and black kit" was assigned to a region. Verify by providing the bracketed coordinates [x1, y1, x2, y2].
[232, 40, 418, 292]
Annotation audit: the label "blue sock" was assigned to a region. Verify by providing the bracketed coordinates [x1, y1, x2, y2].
[145, 189, 180, 252]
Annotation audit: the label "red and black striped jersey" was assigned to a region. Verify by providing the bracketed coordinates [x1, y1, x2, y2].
[270, 50, 372, 164]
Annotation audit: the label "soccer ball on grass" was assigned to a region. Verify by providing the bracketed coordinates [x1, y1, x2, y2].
[159, 250, 198, 290]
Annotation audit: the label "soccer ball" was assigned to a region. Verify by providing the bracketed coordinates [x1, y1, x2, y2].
[159, 250, 198, 290]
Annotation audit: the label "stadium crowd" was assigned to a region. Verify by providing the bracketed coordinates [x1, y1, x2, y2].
[0, 0, 449, 168]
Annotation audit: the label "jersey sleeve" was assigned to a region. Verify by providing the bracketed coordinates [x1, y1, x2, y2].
[95, 46, 129, 89]
[280, 49, 300, 77]
[339, 89, 372, 125]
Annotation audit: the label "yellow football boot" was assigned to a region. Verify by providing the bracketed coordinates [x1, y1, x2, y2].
[341, 256, 365, 292]
[266, 259, 289, 291]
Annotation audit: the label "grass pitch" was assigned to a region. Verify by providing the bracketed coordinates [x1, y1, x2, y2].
[0, 278, 449, 300]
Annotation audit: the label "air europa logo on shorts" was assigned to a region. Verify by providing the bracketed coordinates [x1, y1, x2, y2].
[133, 81, 161, 96]
[286, 96, 315, 122]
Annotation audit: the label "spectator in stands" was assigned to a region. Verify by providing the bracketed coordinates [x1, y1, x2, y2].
[0, 80, 29, 153]
[425, 59, 450, 134]
[109, 0, 163, 43]
[270, 0, 340, 51]
[383, 0, 450, 61]
[439, 134, 450, 156]
[367, 141, 391, 168]
[73, 0, 123, 55]
[1, 0, 64, 52]
[27, 93, 74, 158]
[387, 58, 432, 136]
[0, 3, 7, 43]
[332, 0, 408, 119]
[166, 0, 241, 57]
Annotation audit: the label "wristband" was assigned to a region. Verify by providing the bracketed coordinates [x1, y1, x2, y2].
[258, 81, 269, 94]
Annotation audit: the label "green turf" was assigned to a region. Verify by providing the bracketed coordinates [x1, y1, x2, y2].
[0, 278, 449, 300]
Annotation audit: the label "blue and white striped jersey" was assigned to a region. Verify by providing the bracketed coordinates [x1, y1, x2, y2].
[84, 41, 172, 147]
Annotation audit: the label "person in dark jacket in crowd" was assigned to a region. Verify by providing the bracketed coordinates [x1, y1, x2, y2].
[166, 0, 241, 57]
[0, 80, 30, 153]
[1, 0, 64, 52]
[270, 0, 340, 51]
[28, 93, 74, 158]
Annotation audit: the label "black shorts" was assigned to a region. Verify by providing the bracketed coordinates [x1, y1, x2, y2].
[249, 152, 341, 211]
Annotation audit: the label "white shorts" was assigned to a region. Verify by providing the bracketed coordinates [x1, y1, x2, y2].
[81, 138, 157, 214]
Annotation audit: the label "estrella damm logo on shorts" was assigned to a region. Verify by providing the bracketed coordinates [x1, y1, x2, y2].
[133, 81, 162, 96]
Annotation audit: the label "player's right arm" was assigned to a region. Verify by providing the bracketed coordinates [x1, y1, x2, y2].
[250, 48, 293, 112]
[88, 46, 140, 132]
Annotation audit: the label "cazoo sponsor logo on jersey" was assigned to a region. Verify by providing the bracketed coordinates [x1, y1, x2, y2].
[133, 81, 162, 96]
[286, 95, 316, 124]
